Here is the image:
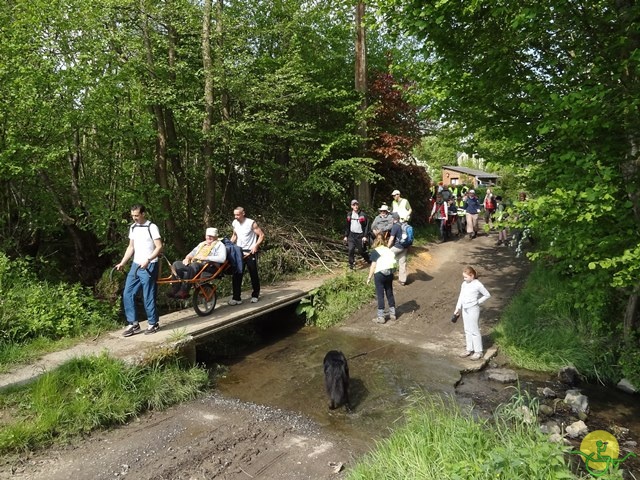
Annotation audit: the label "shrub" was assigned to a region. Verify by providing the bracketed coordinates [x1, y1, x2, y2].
[297, 271, 374, 329]
[0, 253, 118, 343]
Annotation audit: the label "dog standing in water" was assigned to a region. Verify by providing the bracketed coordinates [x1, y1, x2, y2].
[323, 350, 351, 411]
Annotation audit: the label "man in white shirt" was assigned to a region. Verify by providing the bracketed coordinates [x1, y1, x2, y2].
[229, 207, 265, 305]
[115, 204, 163, 336]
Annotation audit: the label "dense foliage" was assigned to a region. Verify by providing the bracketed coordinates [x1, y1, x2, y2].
[0, 0, 429, 287]
[0, 253, 118, 344]
[378, 0, 640, 378]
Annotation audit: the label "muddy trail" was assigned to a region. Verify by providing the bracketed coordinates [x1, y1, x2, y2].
[0, 229, 607, 480]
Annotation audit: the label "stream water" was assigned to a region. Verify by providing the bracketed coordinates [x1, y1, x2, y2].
[198, 309, 640, 474]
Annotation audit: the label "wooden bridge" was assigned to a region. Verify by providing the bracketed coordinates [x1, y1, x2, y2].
[0, 275, 328, 390]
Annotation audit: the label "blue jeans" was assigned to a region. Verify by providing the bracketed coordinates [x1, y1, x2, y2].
[374, 271, 395, 317]
[123, 262, 159, 325]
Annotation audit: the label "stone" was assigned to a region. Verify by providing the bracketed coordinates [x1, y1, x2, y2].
[519, 405, 534, 424]
[548, 433, 564, 444]
[540, 421, 560, 435]
[617, 378, 638, 394]
[565, 420, 588, 438]
[541, 387, 556, 398]
[564, 389, 589, 414]
[538, 404, 554, 416]
[558, 366, 580, 386]
[487, 368, 518, 383]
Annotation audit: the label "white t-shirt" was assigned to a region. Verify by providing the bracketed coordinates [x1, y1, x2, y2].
[232, 217, 258, 251]
[129, 221, 161, 265]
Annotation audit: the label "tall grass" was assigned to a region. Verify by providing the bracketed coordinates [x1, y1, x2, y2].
[347, 391, 575, 480]
[0, 353, 208, 453]
[492, 266, 619, 381]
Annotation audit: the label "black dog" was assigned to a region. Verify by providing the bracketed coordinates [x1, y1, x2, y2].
[323, 350, 350, 411]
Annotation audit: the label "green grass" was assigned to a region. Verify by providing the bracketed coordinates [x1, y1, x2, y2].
[0, 353, 208, 453]
[0, 326, 118, 374]
[492, 266, 618, 381]
[347, 391, 579, 480]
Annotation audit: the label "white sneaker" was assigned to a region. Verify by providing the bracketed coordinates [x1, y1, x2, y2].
[228, 299, 242, 305]
[251, 297, 259, 303]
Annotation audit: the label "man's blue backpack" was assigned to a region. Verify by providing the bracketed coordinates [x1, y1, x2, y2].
[399, 223, 414, 248]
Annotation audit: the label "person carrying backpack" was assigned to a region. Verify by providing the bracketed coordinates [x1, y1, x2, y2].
[388, 212, 411, 285]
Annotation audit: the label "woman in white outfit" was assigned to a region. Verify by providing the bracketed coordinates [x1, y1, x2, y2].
[454, 266, 491, 361]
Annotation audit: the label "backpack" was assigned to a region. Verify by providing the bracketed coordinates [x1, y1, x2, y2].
[399, 223, 414, 248]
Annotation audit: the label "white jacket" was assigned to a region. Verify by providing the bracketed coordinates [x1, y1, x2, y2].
[456, 279, 491, 310]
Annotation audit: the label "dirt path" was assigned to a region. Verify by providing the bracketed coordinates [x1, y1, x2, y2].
[1, 229, 530, 480]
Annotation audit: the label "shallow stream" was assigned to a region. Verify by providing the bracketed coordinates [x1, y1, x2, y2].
[198, 309, 640, 473]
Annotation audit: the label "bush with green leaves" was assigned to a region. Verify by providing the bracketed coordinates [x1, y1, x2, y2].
[296, 271, 374, 329]
[0, 253, 118, 343]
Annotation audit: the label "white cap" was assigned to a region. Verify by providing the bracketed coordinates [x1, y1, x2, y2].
[392, 189, 401, 196]
[379, 205, 390, 212]
[205, 227, 218, 237]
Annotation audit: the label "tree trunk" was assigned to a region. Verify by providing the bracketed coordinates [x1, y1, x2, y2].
[202, 0, 217, 226]
[354, 0, 371, 207]
[38, 171, 109, 285]
[142, 9, 186, 254]
[621, 136, 640, 343]
[217, 0, 232, 214]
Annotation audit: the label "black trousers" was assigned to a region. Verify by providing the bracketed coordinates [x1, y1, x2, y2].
[232, 252, 260, 300]
[347, 232, 370, 266]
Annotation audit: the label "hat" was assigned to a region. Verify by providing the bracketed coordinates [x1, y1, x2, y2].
[392, 189, 401, 196]
[205, 227, 218, 237]
[351, 199, 359, 205]
[391, 212, 400, 220]
[379, 205, 390, 212]
[468, 189, 475, 194]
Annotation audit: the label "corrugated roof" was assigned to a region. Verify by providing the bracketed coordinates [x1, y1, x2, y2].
[442, 166, 500, 178]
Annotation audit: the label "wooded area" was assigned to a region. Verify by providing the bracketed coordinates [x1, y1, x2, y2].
[378, 0, 640, 356]
[1, 1, 639, 380]
[0, 0, 428, 286]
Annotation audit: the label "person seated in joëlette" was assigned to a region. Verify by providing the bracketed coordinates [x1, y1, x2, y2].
[168, 227, 227, 299]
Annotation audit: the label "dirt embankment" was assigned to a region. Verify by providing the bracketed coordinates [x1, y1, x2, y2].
[1, 230, 530, 480]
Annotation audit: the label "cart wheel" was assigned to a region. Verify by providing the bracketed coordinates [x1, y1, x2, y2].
[193, 284, 217, 316]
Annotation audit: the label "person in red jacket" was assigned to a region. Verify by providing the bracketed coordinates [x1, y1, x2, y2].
[343, 199, 371, 270]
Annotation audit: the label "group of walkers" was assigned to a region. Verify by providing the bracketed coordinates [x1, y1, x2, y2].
[428, 186, 507, 243]
[345, 190, 414, 325]
[115, 204, 265, 337]
[115, 186, 502, 360]
[347, 185, 496, 361]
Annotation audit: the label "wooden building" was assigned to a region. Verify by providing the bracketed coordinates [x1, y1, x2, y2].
[441, 166, 499, 188]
